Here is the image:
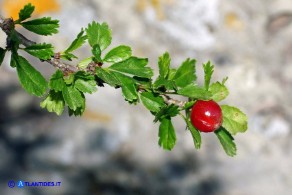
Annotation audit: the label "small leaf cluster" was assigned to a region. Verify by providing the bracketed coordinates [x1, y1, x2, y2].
[0, 3, 248, 157]
[1, 3, 58, 98]
[149, 55, 247, 156]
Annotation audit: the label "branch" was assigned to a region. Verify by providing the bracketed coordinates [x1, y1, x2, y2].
[0, 15, 186, 108]
[48, 57, 78, 74]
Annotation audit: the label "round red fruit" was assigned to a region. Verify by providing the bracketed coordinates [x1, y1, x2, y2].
[190, 100, 222, 133]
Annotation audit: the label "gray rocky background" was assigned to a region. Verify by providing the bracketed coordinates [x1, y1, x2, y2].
[0, 0, 292, 194]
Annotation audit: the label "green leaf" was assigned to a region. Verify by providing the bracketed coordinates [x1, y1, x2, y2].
[158, 52, 171, 78]
[221, 105, 248, 135]
[68, 106, 85, 116]
[222, 77, 228, 85]
[203, 61, 214, 90]
[91, 44, 102, 62]
[95, 68, 120, 87]
[64, 29, 87, 53]
[113, 72, 138, 103]
[68, 93, 86, 116]
[0, 47, 6, 66]
[153, 76, 176, 91]
[158, 118, 176, 150]
[109, 57, 153, 78]
[173, 58, 196, 88]
[16, 55, 47, 96]
[75, 79, 97, 94]
[49, 70, 66, 92]
[215, 127, 237, 157]
[154, 104, 179, 123]
[17, 3, 35, 22]
[40, 90, 65, 115]
[140, 92, 165, 112]
[168, 68, 177, 80]
[177, 84, 211, 100]
[209, 82, 229, 102]
[74, 71, 95, 80]
[21, 17, 59, 36]
[78, 57, 93, 69]
[62, 85, 84, 111]
[24, 43, 54, 60]
[60, 53, 78, 61]
[86, 21, 112, 51]
[186, 119, 201, 149]
[64, 74, 75, 85]
[103, 45, 132, 63]
[132, 76, 151, 89]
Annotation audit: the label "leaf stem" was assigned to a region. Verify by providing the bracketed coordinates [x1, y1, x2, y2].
[178, 112, 187, 121]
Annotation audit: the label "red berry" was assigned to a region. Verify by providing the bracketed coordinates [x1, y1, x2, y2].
[190, 100, 222, 133]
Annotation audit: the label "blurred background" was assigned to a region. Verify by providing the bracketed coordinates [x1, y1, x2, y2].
[0, 0, 292, 194]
